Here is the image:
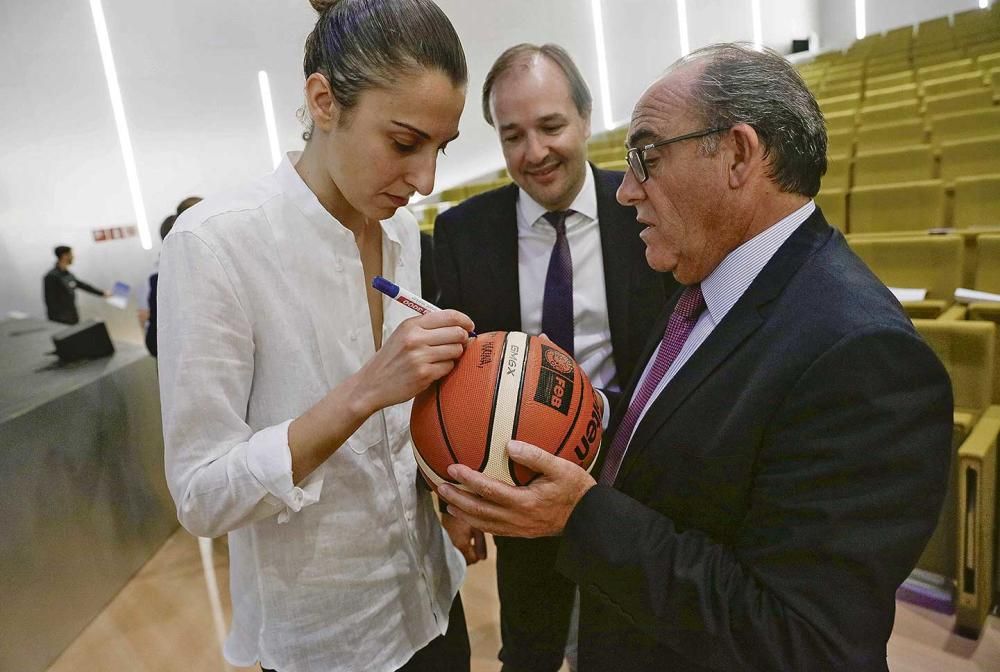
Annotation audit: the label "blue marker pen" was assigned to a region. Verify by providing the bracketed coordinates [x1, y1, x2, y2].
[372, 276, 476, 337]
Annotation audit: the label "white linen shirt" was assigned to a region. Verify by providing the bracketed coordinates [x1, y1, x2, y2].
[515, 166, 618, 391]
[158, 152, 464, 672]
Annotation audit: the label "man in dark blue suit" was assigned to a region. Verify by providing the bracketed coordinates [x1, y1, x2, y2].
[434, 44, 674, 672]
[438, 43, 953, 672]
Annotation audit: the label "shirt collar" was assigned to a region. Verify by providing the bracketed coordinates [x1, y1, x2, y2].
[517, 163, 598, 228]
[276, 151, 404, 248]
[700, 200, 815, 322]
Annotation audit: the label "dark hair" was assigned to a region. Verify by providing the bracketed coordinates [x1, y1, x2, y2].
[301, 0, 467, 139]
[481, 43, 592, 127]
[54, 245, 71, 259]
[160, 215, 178, 241]
[176, 196, 202, 215]
[678, 43, 827, 198]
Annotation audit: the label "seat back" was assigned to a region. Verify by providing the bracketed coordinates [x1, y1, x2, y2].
[853, 145, 935, 186]
[849, 234, 963, 302]
[849, 180, 945, 233]
[954, 176, 1000, 229]
[815, 189, 847, 232]
[859, 99, 921, 126]
[924, 88, 995, 116]
[939, 135, 1000, 181]
[855, 118, 926, 152]
[931, 108, 1000, 144]
[972, 235, 1000, 296]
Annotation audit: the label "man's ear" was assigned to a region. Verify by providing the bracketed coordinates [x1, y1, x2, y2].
[727, 123, 761, 189]
[305, 72, 339, 132]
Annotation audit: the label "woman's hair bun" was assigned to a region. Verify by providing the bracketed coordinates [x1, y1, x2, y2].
[309, 0, 339, 14]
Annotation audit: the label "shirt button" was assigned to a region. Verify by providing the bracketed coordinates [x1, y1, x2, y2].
[349, 330, 358, 341]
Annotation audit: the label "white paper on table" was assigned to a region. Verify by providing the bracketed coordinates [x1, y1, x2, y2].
[887, 287, 927, 302]
[106, 281, 130, 310]
[955, 287, 1000, 304]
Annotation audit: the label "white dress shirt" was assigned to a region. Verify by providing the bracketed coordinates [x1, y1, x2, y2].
[516, 166, 618, 392]
[618, 201, 817, 465]
[157, 152, 464, 672]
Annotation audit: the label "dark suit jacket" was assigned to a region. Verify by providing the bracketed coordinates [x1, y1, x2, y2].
[434, 165, 675, 398]
[556, 209, 953, 672]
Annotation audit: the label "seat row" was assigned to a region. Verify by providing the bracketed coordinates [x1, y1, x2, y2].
[846, 232, 1000, 638]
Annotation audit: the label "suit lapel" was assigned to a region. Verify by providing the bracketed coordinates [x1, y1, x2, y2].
[485, 184, 522, 331]
[594, 165, 635, 379]
[615, 211, 834, 484]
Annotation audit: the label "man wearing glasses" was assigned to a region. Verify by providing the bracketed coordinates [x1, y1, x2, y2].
[434, 43, 674, 672]
[438, 43, 952, 672]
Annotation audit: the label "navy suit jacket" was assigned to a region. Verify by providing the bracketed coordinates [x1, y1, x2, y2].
[434, 165, 676, 400]
[556, 209, 953, 671]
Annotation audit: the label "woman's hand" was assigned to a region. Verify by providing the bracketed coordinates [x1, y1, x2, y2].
[353, 309, 474, 416]
[441, 511, 488, 565]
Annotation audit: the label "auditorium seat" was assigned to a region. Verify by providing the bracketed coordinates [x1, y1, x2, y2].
[909, 319, 998, 638]
[930, 108, 1000, 144]
[818, 92, 861, 113]
[849, 180, 945, 234]
[859, 99, 921, 126]
[826, 128, 855, 156]
[824, 109, 857, 131]
[917, 58, 977, 82]
[823, 154, 851, 190]
[814, 189, 846, 232]
[866, 70, 915, 90]
[923, 88, 994, 116]
[853, 145, 935, 186]
[940, 135, 1000, 181]
[855, 118, 926, 151]
[967, 235, 1000, 404]
[922, 71, 990, 98]
[864, 82, 919, 107]
[953, 175, 1000, 229]
[916, 49, 967, 69]
[848, 234, 963, 318]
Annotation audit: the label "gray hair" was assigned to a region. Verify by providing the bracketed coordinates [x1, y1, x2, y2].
[674, 43, 827, 198]
[481, 43, 592, 127]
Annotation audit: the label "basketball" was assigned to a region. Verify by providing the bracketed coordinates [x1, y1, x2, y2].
[410, 331, 603, 489]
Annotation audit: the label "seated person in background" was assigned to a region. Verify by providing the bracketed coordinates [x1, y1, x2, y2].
[43, 245, 109, 325]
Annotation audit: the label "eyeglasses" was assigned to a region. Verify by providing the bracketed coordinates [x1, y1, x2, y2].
[625, 127, 730, 184]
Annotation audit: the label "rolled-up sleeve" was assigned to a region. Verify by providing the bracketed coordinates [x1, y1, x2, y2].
[158, 230, 321, 538]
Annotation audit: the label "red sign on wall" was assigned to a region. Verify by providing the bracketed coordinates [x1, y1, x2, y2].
[92, 225, 138, 242]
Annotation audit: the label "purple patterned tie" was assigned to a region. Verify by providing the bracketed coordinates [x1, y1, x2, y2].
[597, 285, 706, 486]
[542, 210, 575, 357]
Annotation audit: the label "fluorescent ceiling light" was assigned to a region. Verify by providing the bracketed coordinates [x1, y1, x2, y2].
[751, 0, 763, 48]
[88, 0, 151, 250]
[855, 0, 866, 40]
[590, 0, 615, 130]
[258, 71, 282, 169]
[677, 0, 691, 56]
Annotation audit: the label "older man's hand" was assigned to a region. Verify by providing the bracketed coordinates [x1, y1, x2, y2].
[437, 440, 597, 538]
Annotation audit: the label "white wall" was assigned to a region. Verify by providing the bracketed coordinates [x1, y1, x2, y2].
[0, 0, 969, 321]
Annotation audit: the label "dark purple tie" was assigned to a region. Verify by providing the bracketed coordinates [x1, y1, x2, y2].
[541, 210, 575, 357]
[597, 285, 706, 486]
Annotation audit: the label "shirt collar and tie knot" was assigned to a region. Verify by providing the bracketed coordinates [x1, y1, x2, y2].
[673, 284, 706, 322]
[542, 209, 574, 233]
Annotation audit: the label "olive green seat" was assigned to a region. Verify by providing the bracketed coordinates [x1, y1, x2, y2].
[849, 180, 945, 234]
[848, 234, 963, 318]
